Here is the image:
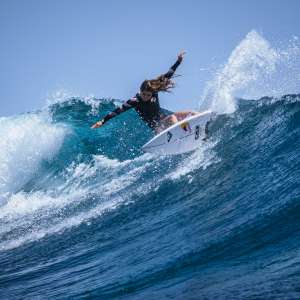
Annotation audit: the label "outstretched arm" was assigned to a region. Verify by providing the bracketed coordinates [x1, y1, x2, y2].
[91, 99, 137, 128]
[164, 51, 186, 79]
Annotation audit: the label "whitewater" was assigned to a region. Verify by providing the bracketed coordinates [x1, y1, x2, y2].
[1, 31, 300, 299]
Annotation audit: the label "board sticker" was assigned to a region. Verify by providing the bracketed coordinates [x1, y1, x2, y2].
[180, 122, 191, 133]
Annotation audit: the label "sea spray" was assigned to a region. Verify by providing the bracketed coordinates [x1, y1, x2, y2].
[200, 30, 279, 114]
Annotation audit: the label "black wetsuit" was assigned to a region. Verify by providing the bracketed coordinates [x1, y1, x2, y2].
[102, 59, 181, 129]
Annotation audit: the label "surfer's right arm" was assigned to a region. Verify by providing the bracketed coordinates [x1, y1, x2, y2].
[91, 99, 137, 129]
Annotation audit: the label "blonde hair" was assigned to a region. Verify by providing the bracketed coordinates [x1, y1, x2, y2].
[140, 75, 175, 93]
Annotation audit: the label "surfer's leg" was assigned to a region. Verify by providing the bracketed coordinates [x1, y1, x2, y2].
[155, 114, 178, 133]
[155, 111, 199, 133]
[162, 114, 178, 126]
[173, 111, 198, 121]
[158, 111, 197, 130]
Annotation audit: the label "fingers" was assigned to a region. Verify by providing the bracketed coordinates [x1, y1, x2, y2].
[178, 50, 186, 57]
[91, 121, 103, 129]
[178, 50, 186, 62]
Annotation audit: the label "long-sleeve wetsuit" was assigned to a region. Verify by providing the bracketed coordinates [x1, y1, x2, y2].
[101, 58, 182, 129]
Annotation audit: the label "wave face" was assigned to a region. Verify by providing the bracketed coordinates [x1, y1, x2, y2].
[0, 92, 300, 299]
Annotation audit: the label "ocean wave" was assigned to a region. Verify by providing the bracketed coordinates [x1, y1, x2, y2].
[1, 31, 300, 299]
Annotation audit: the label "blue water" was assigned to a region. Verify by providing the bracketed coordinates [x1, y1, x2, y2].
[0, 94, 299, 299]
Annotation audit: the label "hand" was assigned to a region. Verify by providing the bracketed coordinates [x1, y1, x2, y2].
[91, 120, 104, 129]
[178, 50, 186, 62]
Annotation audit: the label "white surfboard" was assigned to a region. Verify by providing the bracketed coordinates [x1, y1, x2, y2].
[142, 110, 214, 155]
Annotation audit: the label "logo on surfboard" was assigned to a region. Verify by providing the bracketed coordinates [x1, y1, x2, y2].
[180, 122, 192, 133]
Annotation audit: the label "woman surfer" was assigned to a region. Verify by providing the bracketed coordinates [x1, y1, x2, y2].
[91, 51, 198, 133]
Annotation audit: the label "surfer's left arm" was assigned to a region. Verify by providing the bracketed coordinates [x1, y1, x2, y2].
[164, 51, 186, 79]
[91, 99, 137, 128]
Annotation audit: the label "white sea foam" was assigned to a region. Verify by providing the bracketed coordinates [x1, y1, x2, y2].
[0, 152, 155, 251]
[0, 195, 123, 251]
[167, 140, 219, 181]
[0, 113, 66, 203]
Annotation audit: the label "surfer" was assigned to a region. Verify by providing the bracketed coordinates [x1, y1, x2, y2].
[91, 51, 198, 133]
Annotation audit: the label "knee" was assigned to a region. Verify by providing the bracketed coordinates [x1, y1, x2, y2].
[170, 114, 178, 123]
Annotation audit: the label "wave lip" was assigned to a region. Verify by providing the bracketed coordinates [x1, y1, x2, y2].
[200, 30, 300, 115]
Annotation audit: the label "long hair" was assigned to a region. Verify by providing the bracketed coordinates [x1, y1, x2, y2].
[140, 74, 175, 93]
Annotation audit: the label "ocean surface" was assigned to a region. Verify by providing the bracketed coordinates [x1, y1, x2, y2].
[1, 31, 300, 299]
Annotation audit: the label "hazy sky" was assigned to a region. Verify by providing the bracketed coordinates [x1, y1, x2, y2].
[1, 0, 300, 116]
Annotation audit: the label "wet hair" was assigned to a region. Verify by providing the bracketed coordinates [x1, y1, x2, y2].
[140, 75, 175, 93]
